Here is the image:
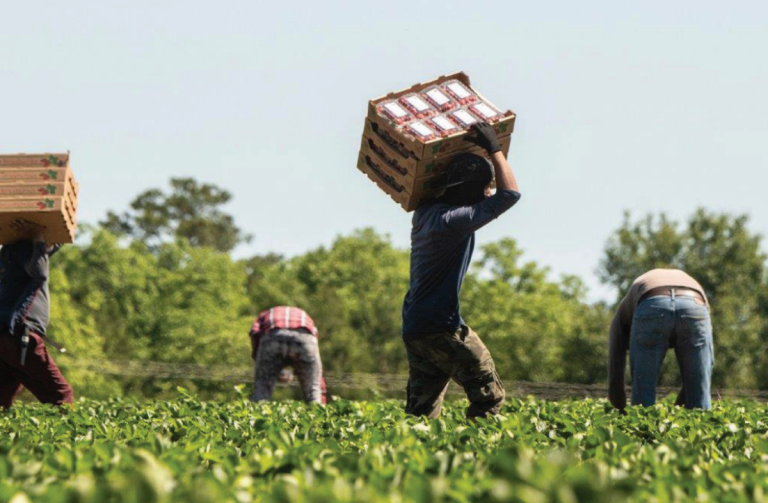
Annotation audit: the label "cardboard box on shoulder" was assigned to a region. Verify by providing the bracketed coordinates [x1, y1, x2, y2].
[0, 153, 69, 168]
[356, 152, 448, 212]
[358, 72, 516, 211]
[362, 120, 511, 179]
[366, 72, 515, 163]
[0, 153, 79, 245]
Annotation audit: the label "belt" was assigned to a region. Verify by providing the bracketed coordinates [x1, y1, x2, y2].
[640, 286, 706, 304]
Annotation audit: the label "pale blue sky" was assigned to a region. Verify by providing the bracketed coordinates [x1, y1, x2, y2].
[1, 1, 766, 301]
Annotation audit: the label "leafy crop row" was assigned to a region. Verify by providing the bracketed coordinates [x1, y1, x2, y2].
[2, 392, 768, 502]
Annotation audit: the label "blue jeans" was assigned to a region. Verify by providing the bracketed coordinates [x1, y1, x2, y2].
[630, 294, 714, 409]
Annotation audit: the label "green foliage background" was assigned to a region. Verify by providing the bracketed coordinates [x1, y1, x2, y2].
[32, 179, 768, 398]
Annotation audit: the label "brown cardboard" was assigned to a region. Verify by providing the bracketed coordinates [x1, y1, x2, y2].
[362, 121, 511, 179]
[0, 182, 68, 198]
[0, 167, 71, 183]
[0, 154, 79, 244]
[356, 153, 448, 212]
[0, 153, 69, 168]
[0, 197, 76, 244]
[367, 72, 515, 161]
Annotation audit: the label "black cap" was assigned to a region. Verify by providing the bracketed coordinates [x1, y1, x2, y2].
[439, 153, 494, 191]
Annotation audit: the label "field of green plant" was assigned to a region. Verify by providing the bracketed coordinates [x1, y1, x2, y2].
[2, 392, 768, 503]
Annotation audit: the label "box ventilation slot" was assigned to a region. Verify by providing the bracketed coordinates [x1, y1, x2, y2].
[365, 156, 404, 193]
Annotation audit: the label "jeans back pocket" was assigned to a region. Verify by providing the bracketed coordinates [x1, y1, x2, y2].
[633, 312, 666, 350]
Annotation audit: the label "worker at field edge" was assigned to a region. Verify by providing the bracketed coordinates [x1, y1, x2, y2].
[608, 269, 714, 411]
[402, 122, 521, 419]
[0, 225, 73, 410]
[249, 306, 327, 404]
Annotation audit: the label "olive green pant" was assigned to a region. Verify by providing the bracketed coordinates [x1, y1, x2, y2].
[404, 326, 505, 419]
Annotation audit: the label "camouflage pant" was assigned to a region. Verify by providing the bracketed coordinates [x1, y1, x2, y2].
[404, 325, 505, 419]
[251, 329, 324, 404]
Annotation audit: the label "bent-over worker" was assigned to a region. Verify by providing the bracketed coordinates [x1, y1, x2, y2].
[250, 306, 327, 404]
[608, 269, 714, 410]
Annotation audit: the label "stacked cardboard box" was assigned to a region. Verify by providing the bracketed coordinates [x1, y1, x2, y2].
[0, 153, 79, 244]
[357, 72, 516, 211]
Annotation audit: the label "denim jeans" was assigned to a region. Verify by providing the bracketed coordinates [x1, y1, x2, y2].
[630, 293, 714, 409]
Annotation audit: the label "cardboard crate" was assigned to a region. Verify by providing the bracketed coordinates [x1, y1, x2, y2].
[0, 153, 79, 244]
[356, 152, 448, 212]
[0, 197, 76, 244]
[362, 120, 511, 179]
[367, 72, 515, 162]
[0, 182, 68, 198]
[0, 153, 69, 168]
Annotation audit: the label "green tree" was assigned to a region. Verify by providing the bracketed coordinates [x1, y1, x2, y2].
[463, 239, 610, 384]
[101, 178, 251, 253]
[599, 209, 768, 388]
[245, 229, 410, 375]
[51, 228, 253, 397]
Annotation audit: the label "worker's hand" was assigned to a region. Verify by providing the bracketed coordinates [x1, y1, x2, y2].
[465, 122, 501, 155]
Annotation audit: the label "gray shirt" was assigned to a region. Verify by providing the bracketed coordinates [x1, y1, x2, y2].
[402, 189, 521, 339]
[0, 240, 60, 336]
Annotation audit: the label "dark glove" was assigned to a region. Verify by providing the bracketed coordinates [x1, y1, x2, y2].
[465, 122, 501, 154]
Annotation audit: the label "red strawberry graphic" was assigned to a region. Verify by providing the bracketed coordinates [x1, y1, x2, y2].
[40, 173, 50, 180]
[36, 202, 47, 210]
[38, 188, 49, 195]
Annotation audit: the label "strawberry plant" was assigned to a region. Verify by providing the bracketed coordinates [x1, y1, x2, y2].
[1, 395, 768, 502]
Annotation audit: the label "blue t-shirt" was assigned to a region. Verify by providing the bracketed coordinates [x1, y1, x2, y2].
[402, 189, 521, 339]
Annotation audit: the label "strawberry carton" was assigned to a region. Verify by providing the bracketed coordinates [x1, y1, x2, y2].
[422, 86, 457, 112]
[469, 101, 503, 123]
[363, 71, 516, 174]
[356, 152, 448, 212]
[362, 120, 512, 179]
[376, 100, 412, 125]
[442, 80, 477, 106]
[0, 153, 69, 168]
[398, 93, 437, 119]
[0, 182, 68, 198]
[403, 121, 439, 143]
[428, 114, 462, 137]
[0, 152, 79, 244]
[448, 108, 480, 129]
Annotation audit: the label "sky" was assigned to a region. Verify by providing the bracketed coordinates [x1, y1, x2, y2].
[1, 1, 766, 302]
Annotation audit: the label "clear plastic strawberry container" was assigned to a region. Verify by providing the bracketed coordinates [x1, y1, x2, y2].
[469, 101, 502, 123]
[399, 93, 437, 119]
[404, 121, 439, 142]
[442, 80, 478, 106]
[422, 85, 457, 112]
[376, 100, 413, 125]
[428, 114, 461, 137]
[448, 108, 480, 129]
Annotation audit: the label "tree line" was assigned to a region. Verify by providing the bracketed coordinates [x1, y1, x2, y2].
[41, 179, 768, 399]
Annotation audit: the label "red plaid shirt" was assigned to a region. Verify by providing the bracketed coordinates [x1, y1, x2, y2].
[249, 306, 326, 403]
[250, 306, 318, 356]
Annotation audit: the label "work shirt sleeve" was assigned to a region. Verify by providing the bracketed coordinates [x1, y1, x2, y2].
[250, 317, 262, 360]
[608, 292, 633, 410]
[24, 242, 50, 283]
[442, 189, 521, 235]
[10, 242, 50, 335]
